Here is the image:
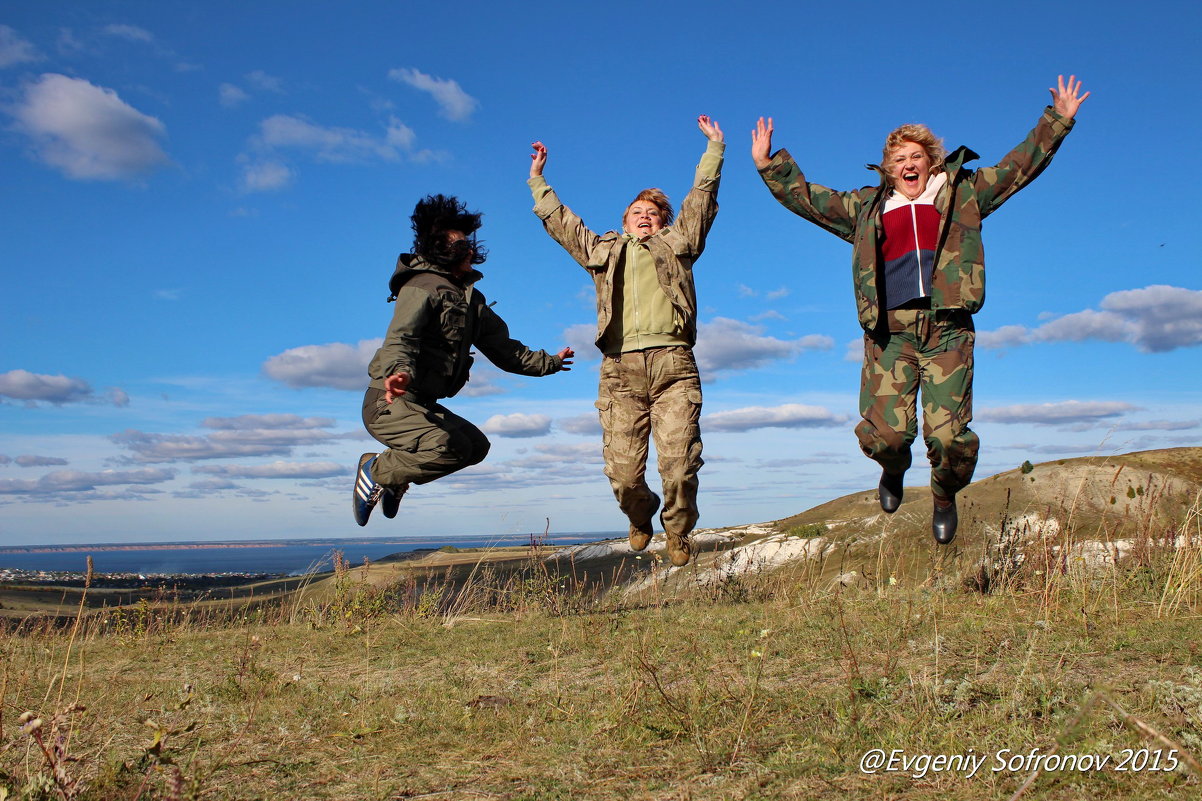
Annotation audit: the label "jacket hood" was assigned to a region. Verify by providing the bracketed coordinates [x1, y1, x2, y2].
[387, 253, 484, 301]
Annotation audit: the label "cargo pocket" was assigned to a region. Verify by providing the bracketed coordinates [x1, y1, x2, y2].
[594, 398, 613, 447]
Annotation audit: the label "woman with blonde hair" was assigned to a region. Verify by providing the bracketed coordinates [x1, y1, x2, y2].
[752, 77, 1089, 544]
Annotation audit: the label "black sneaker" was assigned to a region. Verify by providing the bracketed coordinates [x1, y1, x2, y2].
[932, 496, 958, 544]
[353, 453, 383, 527]
[878, 470, 904, 514]
[380, 483, 408, 519]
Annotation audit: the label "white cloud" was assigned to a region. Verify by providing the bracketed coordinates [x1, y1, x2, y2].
[239, 158, 293, 192]
[977, 400, 1139, 426]
[480, 413, 552, 438]
[978, 286, 1202, 353]
[219, 82, 250, 108]
[704, 403, 848, 433]
[844, 337, 863, 362]
[388, 67, 477, 121]
[0, 467, 174, 496]
[0, 369, 92, 405]
[0, 25, 41, 67]
[258, 114, 407, 163]
[695, 317, 833, 377]
[557, 413, 602, 436]
[262, 339, 380, 390]
[766, 287, 790, 301]
[10, 73, 169, 180]
[192, 461, 347, 479]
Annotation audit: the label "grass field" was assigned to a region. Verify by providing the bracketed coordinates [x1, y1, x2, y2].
[2, 450, 1200, 800]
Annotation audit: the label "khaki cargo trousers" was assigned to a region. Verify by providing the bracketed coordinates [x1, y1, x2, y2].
[595, 346, 703, 538]
[855, 308, 979, 500]
[362, 387, 490, 487]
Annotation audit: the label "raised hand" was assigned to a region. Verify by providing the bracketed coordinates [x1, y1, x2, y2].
[556, 347, 575, 371]
[751, 116, 774, 169]
[698, 115, 724, 142]
[529, 141, 547, 179]
[1049, 74, 1090, 120]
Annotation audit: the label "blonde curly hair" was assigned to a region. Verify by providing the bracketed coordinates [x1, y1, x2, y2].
[881, 123, 946, 174]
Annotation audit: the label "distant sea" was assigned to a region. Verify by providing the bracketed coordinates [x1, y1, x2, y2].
[0, 534, 612, 577]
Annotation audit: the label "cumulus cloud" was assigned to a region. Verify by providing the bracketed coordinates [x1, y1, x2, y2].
[0, 370, 93, 404]
[388, 67, 477, 121]
[977, 400, 1139, 427]
[704, 404, 848, 433]
[695, 318, 833, 377]
[481, 413, 552, 438]
[0, 467, 174, 496]
[0, 369, 128, 408]
[557, 413, 602, 436]
[192, 461, 346, 479]
[0, 25, 41, 67]
[15, 455, 69, 467]
[9, 73, 170, 180]
[977, 285, 1202, 353]
[262, 339, 380, 390]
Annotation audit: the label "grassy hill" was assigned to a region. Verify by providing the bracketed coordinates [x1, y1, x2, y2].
[1, 449, 1199, 799]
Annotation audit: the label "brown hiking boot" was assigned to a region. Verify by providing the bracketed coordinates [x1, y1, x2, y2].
[666, 532, 691, 567]
[629, 519, 653, 551]
[628, 491, 660, 551]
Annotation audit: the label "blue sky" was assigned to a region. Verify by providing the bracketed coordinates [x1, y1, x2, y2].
[2, 1, 1199, 546]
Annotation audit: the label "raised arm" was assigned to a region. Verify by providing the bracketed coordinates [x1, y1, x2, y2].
[528, 140, 608, 268]
[672, 115, 726, 253]
[753, 116, 862, 242]
[972, 76, 1088, 216]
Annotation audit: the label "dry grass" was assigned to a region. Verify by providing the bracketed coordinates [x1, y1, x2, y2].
[2, 449, 1201, 800]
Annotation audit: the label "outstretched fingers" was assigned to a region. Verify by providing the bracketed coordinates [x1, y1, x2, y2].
[750, 116, 774, 169]
[1049, 74, 1090, 120]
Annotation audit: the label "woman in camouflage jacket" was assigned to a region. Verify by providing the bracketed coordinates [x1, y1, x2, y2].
[751, 76, 1089, 543]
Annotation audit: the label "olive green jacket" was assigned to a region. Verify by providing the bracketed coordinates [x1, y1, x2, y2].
[530, 140, 723, 349]
[367, 255, 563, 401]
[758, 107, 1075, 332]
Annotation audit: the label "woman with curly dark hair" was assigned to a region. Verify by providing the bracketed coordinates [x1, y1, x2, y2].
[352, 194, 574, 526]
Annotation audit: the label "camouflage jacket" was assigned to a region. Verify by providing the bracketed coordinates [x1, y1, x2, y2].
[531, 141, 723, 348]
[758, 107, 1075, 332]
[367, 254, 563, 401]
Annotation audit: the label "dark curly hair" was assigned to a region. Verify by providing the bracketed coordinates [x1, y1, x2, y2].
[410, 194, 488, 268]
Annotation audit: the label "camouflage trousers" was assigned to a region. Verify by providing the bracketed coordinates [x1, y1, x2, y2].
[596, 346, 703, 538]
[855, 308, 979, 499]
[362, 387, 490, 488]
